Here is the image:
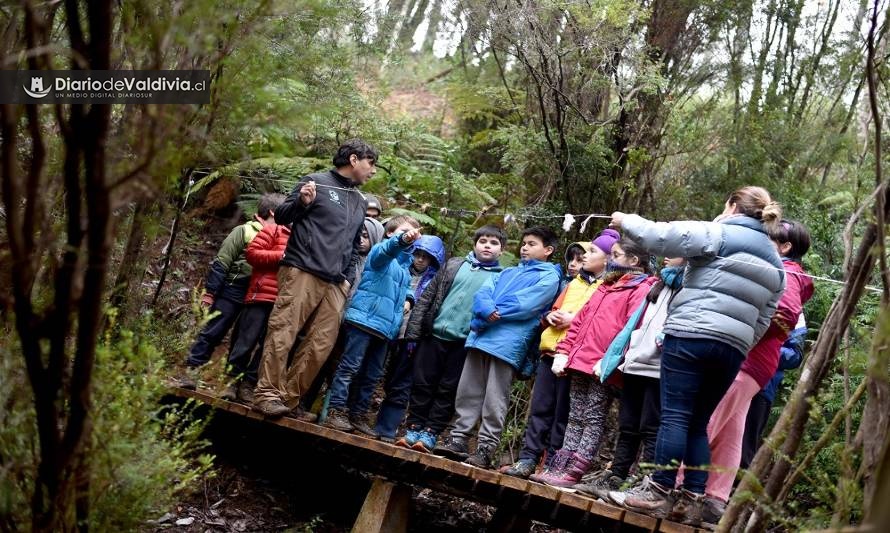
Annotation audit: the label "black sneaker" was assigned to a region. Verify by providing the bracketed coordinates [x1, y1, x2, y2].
[465, 443, 496, 469]
[433, 436, 469, 461]
[502, 459, 537, 479]
[574, 469, 625, 499]
[322, 408, 354, 432]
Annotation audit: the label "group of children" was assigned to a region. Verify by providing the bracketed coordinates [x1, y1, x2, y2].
[180, 183, 813, 530]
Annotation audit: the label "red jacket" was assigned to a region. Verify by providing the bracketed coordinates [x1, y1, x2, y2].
[558, 273, 657, 377]
[741, 260, 814, 387]
[244, 224, 291, 303]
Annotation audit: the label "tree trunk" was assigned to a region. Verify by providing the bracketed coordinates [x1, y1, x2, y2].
[859, 305, 890, 519]
[614, 0, 700, 212]
[1, 2, 114, 530]
[720, 201, 889, 532]
[109, 199, 157, 324]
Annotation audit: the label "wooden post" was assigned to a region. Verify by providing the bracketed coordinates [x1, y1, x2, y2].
[352, 478, 411, 533]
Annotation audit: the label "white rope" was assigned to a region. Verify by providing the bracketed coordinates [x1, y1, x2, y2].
[191, 170, 879, 294]
[715, 254, 882, 294]
[195, 172, 616, 223]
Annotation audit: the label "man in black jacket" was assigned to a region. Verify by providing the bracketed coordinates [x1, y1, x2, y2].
[253, 139, 377, 419]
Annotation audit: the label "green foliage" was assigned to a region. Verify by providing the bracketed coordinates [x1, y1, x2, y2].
[0, 316, 211, 530]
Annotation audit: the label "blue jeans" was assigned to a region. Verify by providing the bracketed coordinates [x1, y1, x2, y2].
[328, 324, 389, 416]
[652, 335, 744, 493]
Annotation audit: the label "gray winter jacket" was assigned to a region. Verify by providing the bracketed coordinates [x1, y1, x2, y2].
[619, 284, 679, 379]
[621, 214, 785, 355]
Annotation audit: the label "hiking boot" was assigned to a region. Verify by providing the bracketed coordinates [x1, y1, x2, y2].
[537, 453, 591, 488]
[350, 416, 378, 437]
[237, 382, 255, 404]
[220, 383, 238, 401]
[502, 459, 537, 479]
[174, 367, 199, 390]
[574, 469, 625, 500]
[465, 443, 496, 469]
[411, 429, 437, 453]
[622, 477, 676, 519]
[378, 435, 396, 444]
[252, 398, 290, 418]
[671, 489, 725, 530]
[433, 436, 470, 461]
[288, 405, 318, 423]
[323, 408, 354, 432]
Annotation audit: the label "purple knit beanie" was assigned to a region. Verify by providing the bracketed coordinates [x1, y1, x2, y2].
[591, 228, 620, 254]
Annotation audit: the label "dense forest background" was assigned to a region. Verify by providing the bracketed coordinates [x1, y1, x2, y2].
[1, 0, 890, 530]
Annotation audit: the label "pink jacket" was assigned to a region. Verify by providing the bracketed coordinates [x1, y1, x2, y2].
[557, 273, 657, 377]
[741, 260, 814, 387]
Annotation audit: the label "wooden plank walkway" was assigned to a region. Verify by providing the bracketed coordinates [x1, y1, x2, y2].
[170, 387, 702, 533]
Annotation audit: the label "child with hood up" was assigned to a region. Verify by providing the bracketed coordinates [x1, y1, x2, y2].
[395, 226, 506, 453]
[359, 235, 446, 440]
[323, 216, 422, 432]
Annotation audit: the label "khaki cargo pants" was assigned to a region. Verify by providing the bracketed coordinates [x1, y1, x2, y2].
[254, 266, 348, 409]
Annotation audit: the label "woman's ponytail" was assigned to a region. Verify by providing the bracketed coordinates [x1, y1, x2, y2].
[728, 186, 782, 232]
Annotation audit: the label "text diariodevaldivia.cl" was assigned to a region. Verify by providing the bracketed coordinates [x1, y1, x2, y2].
[53, 77, 206, 92]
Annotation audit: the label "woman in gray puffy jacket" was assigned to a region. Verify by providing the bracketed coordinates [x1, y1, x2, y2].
[608, 186, 785, 525]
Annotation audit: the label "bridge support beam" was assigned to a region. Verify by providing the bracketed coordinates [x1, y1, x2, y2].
[352, 478, 411, 533]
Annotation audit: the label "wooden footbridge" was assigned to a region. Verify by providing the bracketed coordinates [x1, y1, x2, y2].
[170, 387, 704, 533]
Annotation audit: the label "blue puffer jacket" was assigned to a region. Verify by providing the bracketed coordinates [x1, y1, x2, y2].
[344, 233, 414, 339]
[622, 214, 785, 355]
[466, 260, 561, 376]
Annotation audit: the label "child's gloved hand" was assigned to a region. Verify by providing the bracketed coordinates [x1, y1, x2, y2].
[592, 360, 602, 378]
[551, 353, 569, 376]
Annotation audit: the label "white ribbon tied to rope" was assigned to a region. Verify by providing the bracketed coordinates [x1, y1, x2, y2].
[562, 213, 576, 232]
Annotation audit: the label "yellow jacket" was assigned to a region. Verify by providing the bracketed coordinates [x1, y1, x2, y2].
[539, 273, 601, 353]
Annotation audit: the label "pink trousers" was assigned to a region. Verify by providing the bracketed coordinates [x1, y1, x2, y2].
[675, 370, 761, 501]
